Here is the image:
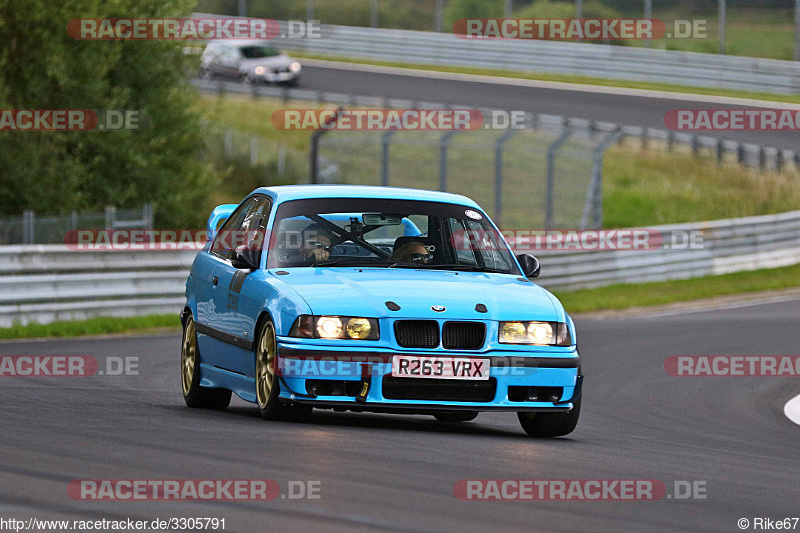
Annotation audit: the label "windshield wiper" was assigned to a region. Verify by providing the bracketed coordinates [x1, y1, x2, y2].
[386, 261, 436, 269]
[312, 258, 386, 267]
[429, 263, 506, 274]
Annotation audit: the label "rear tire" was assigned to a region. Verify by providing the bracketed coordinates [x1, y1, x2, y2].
[434, 411, 478, 423]
[517, 396, 581, 438]
[181, 315, 232, 409]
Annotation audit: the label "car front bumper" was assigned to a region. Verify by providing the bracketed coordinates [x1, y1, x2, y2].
[256, 70, 299, 83]
[275, 341, 581, 412]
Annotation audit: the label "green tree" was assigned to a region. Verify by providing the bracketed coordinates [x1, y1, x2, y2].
[445, 0, 504, 31]
[0, 0, 217, 228]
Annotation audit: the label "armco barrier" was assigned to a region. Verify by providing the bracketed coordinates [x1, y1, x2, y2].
[2, 209, 800, 327]
[0, 246, 198, 327]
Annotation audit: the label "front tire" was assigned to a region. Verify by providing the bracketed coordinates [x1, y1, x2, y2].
[181, 315, 231, 409]
[517, 396, 581, 438]
[255, 319, 312, 421]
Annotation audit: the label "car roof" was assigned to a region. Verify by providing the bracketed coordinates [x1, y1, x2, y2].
[205, 40, 277, 48]
[250, 185, 480, 208]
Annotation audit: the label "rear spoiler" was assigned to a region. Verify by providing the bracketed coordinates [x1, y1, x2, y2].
[206, 204, 238, 241]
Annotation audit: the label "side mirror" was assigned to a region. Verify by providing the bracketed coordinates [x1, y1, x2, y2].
[231, 246, 260, 271]
[207, 204, 238, 241]
[516, 254, 541, 278]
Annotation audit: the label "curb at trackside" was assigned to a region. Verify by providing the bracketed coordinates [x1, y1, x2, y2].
[784, 393, 800, 426]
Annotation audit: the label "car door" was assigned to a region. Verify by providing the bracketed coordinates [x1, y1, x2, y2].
[218, 45, 243, 79]
[226, 197, 273, 375]
[196, 196, 263, 372]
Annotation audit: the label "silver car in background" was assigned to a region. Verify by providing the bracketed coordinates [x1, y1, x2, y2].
[200, 41, 301, 86]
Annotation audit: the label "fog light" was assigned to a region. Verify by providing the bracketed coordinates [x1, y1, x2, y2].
[346, 318, 372, 339]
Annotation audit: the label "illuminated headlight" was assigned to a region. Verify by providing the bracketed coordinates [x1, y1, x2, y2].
[499, 321, 572, 346]
[289, 62, 301, 72]
[316, 316, 343, 338]
[254, 66, 266, 75]
[289, 315, 379, 340]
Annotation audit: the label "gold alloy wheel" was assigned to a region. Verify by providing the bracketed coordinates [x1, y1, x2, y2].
[181, 317, 197, 396]
[256, 323, 277, 409]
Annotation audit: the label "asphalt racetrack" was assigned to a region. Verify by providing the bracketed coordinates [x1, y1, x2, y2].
[1, 298, 798, 532]
[298, 62, 800, 151]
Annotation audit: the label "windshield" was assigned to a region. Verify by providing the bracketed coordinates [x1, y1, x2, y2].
[267, 198, 520, 275]
[240, 46, 280, 59]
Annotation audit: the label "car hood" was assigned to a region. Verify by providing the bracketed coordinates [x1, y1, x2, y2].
[272, 268, 562, 322]
[241, 55, 294, 68]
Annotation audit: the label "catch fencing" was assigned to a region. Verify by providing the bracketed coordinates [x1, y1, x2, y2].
[0, 205, 154, 245]
[2, 208, 799, 326]
[194, 78, 798, 230]
[193, 78, 799, 174]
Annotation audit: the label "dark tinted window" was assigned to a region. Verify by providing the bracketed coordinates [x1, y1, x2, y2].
[240, 46, 280, 59]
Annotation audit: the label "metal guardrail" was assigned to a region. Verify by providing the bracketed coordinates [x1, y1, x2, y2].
[0, 246, 198, 327]
[270, 22, 800, 94]
[3, 209, 800, 327]
[192, 78, 798, 173]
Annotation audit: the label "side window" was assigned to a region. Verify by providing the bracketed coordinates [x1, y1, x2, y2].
[463, 219, 512, 272]
[448, 218, 479, 265]
[210, 196, 270, 259]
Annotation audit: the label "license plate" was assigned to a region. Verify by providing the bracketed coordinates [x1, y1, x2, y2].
[391, 355, 490, 380]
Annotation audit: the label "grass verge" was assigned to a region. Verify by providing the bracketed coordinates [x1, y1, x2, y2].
[552, 264, 800, 314]
[0, 314, 179, 341]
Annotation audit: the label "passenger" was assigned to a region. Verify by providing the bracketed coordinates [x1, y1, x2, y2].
[391, 241, 433, 264]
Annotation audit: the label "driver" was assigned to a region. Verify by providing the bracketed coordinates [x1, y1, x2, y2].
[275, 222, 336, 266]
[391, 241, 433, 265]
[301, 223, 335, 263]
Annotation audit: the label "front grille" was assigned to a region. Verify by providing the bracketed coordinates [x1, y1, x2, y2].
[306, 379, 360, 397]
[442, 321, 486, 350]
[382, 376, 497, 402]
[394, 320, 439, 348]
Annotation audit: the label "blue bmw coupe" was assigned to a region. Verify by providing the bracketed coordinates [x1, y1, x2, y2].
[181, 185, 582, 437]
